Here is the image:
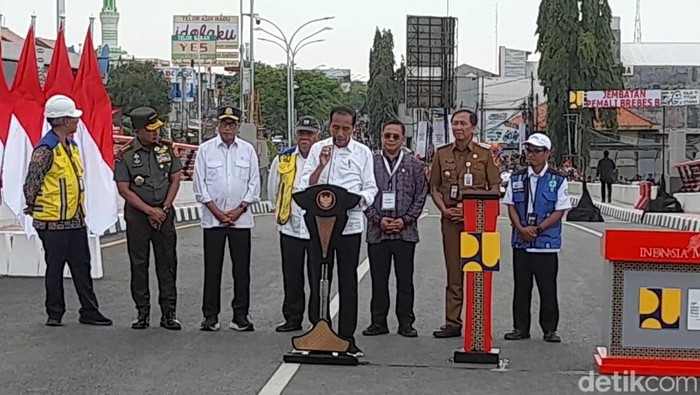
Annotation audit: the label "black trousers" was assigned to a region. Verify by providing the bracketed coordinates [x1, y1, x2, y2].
[367, 240, 416, 327]
[280, 233, 312, 326]
[125, 206, 178, 316]
[308, 233, 361, 340]
[38, 227, 100, 319]
[202, 227, 251, 320]
[512, 249, 559, 333]
[600, 182, 613, 203]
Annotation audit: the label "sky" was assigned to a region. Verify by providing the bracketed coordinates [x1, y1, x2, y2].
[2, 0, 700, 77]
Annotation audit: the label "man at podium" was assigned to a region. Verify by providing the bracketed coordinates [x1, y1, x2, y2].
[297, 105, 378, 357]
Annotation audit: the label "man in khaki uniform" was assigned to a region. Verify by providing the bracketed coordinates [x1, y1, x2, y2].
[429, 109, 501, 338]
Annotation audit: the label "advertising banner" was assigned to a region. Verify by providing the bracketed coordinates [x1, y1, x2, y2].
[482, 110, 521, 144]
[171, 35, 217, 61]
[157, 67, 195, 103]
[570, 89, 700, 109]
[173, 15, 240, 67]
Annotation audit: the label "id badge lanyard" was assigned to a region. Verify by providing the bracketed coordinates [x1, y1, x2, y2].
[381, 151, 404, 214]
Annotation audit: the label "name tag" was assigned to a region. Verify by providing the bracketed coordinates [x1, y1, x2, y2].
[156, 153, 172, 164]
[450, 184, 459, 199]
[512, 180, 524, 191]
[381, 191, 396, 211]
[464, 173, 473, 187]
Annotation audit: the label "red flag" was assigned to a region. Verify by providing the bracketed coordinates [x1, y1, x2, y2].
[43, 26, 74, 98]
[0, 38, 12, 193]
[72, 26, 118, 236]
[10, 25, 45, 146]
[73, 27, 114, 168]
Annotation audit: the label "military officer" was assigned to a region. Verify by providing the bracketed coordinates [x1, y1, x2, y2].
[114, 107, 184, 330]
[429, 109, 501, 338]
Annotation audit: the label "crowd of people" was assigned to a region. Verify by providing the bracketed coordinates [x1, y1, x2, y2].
[22, 96, 570, 360]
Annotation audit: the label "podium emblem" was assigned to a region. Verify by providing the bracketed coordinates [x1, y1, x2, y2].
[460, 232, 500, 272]
[317, 190, 336, 210]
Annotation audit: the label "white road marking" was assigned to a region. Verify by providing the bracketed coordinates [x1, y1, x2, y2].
[563, 222, 603, 238]
[258, 212, 429, 395]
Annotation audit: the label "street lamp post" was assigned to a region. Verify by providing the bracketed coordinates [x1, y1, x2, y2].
[253, 16, 334, 145]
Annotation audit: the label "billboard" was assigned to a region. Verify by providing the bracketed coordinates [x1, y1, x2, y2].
[171, 35, 217, 62]
[569, 89, 700, 109]
[172, 15, 240, 67]
[482, 110, 521, 144]
[405, 15, 457, 109]
[498, 47, 528, 78]
[158, 67, 196, 103]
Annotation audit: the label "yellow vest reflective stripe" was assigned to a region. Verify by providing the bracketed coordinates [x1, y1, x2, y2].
[33, 131, 85, 222]
[275, 153, 296, 225]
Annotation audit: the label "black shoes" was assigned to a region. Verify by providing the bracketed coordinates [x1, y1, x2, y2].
[275, 321, 302, 332]
[200, 316, 220, 332]
[504, 329, 530, 340]
[160, 312, 182, 330]
[398, 324, 418, 338]
[46, 317, 62, 327]
[544, 331, 561, 343]
[432, 325, 461, 338]
[347, 343, 364, 358]
[362, 324, 389, 336]
[132, 314, 150, 329]
[230, 316, 254, 332]
[79, 311, 113, 326]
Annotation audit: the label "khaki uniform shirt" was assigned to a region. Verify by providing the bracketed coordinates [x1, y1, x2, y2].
[114, 138, 183, 206]
[429, 140, 501, 206]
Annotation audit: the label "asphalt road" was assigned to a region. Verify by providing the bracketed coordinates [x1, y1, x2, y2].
[0, 205, 671, 394]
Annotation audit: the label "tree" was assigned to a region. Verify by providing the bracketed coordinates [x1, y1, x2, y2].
[345, 81, 368, 115]
[536, 0, 623, 165]
[223, 63, 344, 135]
[368, 28, 400, 143]
[105, 61, 172, 120]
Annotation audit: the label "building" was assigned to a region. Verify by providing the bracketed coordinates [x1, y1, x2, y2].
[100, 0, 126, 59]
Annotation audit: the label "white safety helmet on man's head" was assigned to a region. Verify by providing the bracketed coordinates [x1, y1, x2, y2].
[45, 95, 83, 119]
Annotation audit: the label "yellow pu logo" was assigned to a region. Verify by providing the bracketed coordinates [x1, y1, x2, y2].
[460, 232, 500, 272]
[569, 91, 585, 109]
[638, 287, 681, 330]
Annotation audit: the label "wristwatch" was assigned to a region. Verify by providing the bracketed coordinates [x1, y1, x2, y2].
[163, 205, 171, 213]
[239, 203, 248, 213]
[536, 225, 543, 234]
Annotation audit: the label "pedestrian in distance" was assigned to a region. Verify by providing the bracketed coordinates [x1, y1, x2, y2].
[298, 105, 379, 357]
[502, 133, 571, 343]
[193, 105, 260, 332]
[268, 116, 322, 332]
[429, 108, 501, 338]
[23, 94, 112, 327]
[114, 107, 183, 330]
[362, 119, 428, 338]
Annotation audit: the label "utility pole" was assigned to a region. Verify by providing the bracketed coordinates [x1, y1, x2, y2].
[479, 76, 485, 141]
[239, 0, 246, 118]
[248, 0, 256, 122]
[527, 72, 535, 136]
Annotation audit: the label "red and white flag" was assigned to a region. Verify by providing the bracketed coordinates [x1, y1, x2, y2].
[0, 37, 12, 201]
[43, 24, 74, 136]
[2, 25, 46, 235]
[72, 26, 118, 235]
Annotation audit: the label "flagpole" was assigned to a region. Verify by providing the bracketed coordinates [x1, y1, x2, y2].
[197, 34, 202, 145]
[31, 13, 37, 29]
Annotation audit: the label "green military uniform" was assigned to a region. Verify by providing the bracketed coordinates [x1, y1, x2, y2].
[114, 107, 183, 329]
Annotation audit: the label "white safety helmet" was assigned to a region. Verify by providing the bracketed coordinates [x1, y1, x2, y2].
[45, 95, 83, 119]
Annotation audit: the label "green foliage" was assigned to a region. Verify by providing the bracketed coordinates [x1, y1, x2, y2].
[223, 63, 345, 136]
[368, 28, 401, 143]
[267, 139, 278, 163]
[106, 61, 172, 119]
[536, 0, 623, 165]
[346, 81, 368, 114]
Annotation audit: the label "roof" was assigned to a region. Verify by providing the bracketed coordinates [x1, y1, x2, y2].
[1, 27, 55, 49]
[507, 102, 659, 131]
[621, 42, 700, 66]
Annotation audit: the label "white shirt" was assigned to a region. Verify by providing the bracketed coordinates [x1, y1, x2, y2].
[193, 136, 261, 229]
[502, 164, 572, 253]
[268, 147, 310, 239]
[298, 137, 378, 235]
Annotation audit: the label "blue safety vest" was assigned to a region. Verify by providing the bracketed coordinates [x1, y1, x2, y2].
[510, 168, 566, 250]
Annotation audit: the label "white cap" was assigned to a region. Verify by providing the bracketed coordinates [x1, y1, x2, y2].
[45, 95, 83, 118]
[524, 133, 552, 150]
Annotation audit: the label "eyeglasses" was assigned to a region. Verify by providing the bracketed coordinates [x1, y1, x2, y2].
[220, 121, 238, 129]
[382, 133, 402, 141]
[526, 147, 546, 154]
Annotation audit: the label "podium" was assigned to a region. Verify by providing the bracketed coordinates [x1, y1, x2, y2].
[282, 184, 361, 366]
[596, 229, 700, 376]
[454, 190, 502, 364]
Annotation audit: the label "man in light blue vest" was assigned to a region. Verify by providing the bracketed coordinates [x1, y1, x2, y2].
[502, 133, 571, 343]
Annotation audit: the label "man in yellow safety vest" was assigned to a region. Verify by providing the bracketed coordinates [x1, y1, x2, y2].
[23, 94, 112, 327]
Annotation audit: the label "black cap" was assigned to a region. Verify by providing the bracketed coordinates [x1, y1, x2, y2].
[296, 116, 320, 132]
[218, 105, 241, 121]
[130, 107, 163, 131]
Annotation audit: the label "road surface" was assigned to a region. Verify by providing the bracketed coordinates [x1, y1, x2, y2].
[0, 204, 667, 394]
